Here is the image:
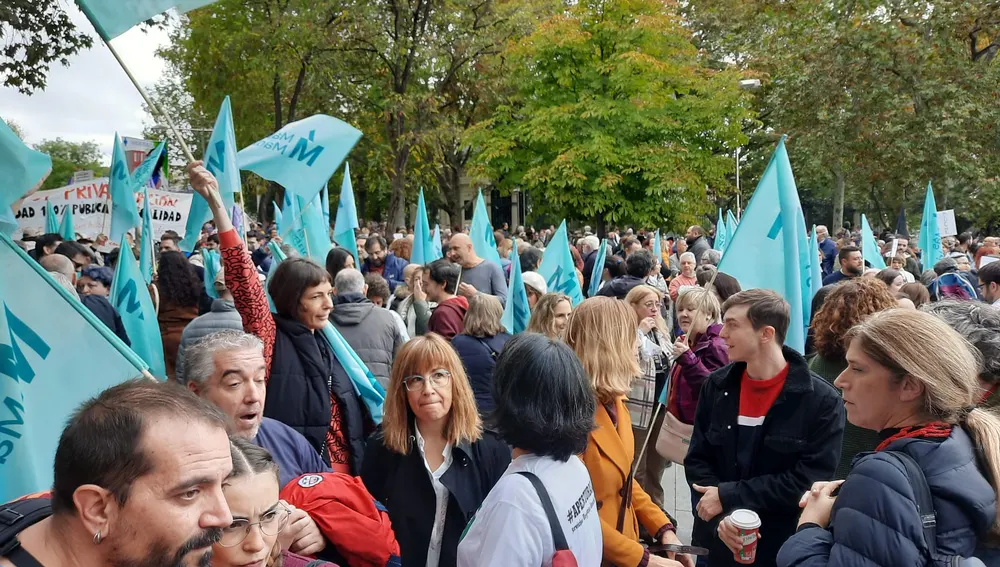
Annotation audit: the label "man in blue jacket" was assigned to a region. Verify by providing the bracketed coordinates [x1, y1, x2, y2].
[360, 235, 408, 292]
[685, 289, 846, 567]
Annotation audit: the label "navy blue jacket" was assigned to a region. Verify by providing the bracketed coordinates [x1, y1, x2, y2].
[777, 427, 997, 567]
[361, 253, 408, 292]
[451, 332, 512, 416]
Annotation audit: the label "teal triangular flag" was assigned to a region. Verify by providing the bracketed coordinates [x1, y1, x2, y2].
[538, 220, 584, 306]
[501, 240, 532, 333]
[44, 199, 59, 234]
[110, 245, 166, 379]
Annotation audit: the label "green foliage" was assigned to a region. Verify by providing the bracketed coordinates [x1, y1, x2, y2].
[0, 0, 93, 94]
[685, 1, 1000, 232]
[469, 0, 753, 230]
[33, 138, 107, 190]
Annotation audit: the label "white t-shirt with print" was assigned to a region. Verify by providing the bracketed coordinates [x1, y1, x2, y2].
[457, 453, 602, 567]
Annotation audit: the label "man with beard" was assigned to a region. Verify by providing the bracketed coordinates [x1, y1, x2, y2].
[685, 225, 711, 266]
[360, 235, 408, 292]
[822, 245, 864, 286]
[0, 379, 233, 567]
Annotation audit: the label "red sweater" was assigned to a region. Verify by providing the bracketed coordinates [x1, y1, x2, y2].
[427, 295, 468, 340]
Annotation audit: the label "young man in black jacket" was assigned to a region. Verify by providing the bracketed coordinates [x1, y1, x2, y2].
[685, 289, 846, 567]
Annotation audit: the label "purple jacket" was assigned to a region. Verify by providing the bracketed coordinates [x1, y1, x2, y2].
[672, 323, 728, 424]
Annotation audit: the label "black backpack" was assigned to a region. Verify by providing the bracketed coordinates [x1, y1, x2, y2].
[0, 498, 51, 564]
[885, 451, 988, 567]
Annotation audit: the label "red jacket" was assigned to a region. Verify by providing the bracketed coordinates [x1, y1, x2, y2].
[427, 295, 468, 340]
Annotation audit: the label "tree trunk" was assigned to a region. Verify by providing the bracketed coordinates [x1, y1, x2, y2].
[387, 108, 410, 229]
[437, 146, 465, 229]
[832, 164, 845, 232]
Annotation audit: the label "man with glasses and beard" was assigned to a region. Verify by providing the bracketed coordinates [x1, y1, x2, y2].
[360, 235, 408, 292]
[0, 379, 233, 567]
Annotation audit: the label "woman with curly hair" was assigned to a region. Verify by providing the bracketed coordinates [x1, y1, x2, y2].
[388, 236, 412, 262]
[808, 278, 897, 478]
[155, 250, 205, 380]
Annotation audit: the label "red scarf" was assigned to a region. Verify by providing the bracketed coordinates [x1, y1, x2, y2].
[875, 421, 953, 452]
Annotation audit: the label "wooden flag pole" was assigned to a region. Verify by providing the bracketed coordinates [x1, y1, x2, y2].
[98, 36, 196, 163]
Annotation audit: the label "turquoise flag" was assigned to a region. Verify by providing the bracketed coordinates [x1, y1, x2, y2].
[273, 200, 283, 234]
[298, 191, 333, 263]
[321, 183, 331, 228]
[181, 97, 240, 252]
[110, 245, 166, 379]
[432, 224, 443, 259]
[332, 163, 359, 267]
[77, 0, 217, 40]
[726, 210, 739, 243]
[501, 241, 532, 334]
[653, 229, 662, 261]
[714, 209, 728, 252]
[279, 190, 309, 257]
[0, 231, 148, 502]
[0, 118, 51, 211]
[538, 220, 585, 306]
[58, 203, 75, 241]
[267, 243, 385, 422]
[131, 141, 165, 192]
[138, 188, 154, 284]
[861, 214, 886, 270]
[805, 225, 822, 323]
[238, 114, 362, 204]
[201, 249, 221, 299]
[411, 188, 435, 265]
[918, 182, 942, 271]
[587, 238, 608, 298]
[471, 190, 503, 267]
[0, 207, 16, 237]
[44, 199, 58, 234]
[109, 134, 140, 244]
[717, 138, 808, 352]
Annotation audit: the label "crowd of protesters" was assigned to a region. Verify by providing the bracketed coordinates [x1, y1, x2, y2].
[5, 162, 1000, 567]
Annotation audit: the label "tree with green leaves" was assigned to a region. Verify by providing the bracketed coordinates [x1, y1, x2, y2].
[468, 0, 753, 231]
[33, 138, 107, 190]
[0, 1, 93, 93]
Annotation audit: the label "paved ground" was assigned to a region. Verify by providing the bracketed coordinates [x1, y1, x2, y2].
[661, 462, 695, 544]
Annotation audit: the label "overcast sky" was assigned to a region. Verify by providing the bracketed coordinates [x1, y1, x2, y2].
[0, 1, 170, 163]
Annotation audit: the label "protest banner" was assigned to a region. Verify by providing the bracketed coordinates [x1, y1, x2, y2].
[936, 209, 957, 237]
[13, 178, 192, 243]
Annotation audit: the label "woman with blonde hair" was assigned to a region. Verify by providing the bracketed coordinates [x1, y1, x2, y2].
[361, 334, 510, 567]
[668, 286, 728, 426]
[452, 294, 512, 416]
[778, 309, 1000, 567]
[566, 297, 693, 567]
[526, 292, 572, 339]
[623, 285, 673, 507]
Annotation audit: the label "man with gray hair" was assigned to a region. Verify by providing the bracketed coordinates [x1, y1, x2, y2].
[922, 300, 1000, 410]
[330, 268, 404, 388]
[182, 329, 331, 556]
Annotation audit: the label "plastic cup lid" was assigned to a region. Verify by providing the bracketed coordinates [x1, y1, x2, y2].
[729, 509, 761, 529]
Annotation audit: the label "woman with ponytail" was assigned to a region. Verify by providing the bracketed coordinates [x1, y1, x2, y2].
[778, 309, 1000, 566]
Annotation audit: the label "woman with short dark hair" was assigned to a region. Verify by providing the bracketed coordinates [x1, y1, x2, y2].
[156, 250, 204, 380]
[457, 333, 602, 566]
[187, 162, 370, 475]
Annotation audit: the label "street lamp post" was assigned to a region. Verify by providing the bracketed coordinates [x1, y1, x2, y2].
[735, 78, 762, 221]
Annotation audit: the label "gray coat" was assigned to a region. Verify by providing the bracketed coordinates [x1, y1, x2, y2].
[689, 236, 711, 265]
[331, 293, 404, 388]
[175, 299, 245, 383]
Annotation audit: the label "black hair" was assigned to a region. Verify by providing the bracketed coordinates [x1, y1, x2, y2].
[268, 257, 331, 320]
[426, 258, 460, 294]
[607, 255, 626, 279]
[626, 249, 655, 278]
[52, 379, 227, 514]
[838, 245, 861, 262]
[156, 251, 203, 308]
[207, 233, 220, 245]
[520, 246, 543, 273]
[958, 232, 972, 245]
[55, 240, 92, 262]
[490, 333, 595, 460]
[325, 247, 354, 283]
[107, 247, 121, 270]
[980, 260, 1000, 287]
[34, 233, 63, 254]
[365, 235, 387, 252]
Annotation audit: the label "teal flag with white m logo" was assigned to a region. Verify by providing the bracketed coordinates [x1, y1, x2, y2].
[181, 97, 239, 252]
[110, 241, 166, 379]
[538, 220, 584, 306]
[0, 231, 148, 503]
[238, 114, 362, 204]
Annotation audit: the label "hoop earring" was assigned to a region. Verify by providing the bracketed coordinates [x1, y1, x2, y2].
[93, 531, 102, 545]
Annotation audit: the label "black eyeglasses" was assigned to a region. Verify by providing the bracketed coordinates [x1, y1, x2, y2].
[218, 503, 291, 547]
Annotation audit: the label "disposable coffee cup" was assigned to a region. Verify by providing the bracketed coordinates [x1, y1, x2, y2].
[729, 509, 761, 564]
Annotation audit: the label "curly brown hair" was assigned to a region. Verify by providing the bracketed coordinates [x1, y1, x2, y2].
[811, 279, 898, 360]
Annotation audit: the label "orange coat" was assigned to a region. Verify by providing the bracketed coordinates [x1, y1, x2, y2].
[580, 396, 672, 567]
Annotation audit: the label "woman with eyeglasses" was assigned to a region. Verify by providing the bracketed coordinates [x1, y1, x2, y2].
[214, 436, 336, 567]
[361, 334, 511, 567]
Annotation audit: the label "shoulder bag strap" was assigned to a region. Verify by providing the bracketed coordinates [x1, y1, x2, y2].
[616, 468, 635, 534]
[516, 471, 570, 551]
[476, 336, 500, 360]
[885, 451, 938, 560]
